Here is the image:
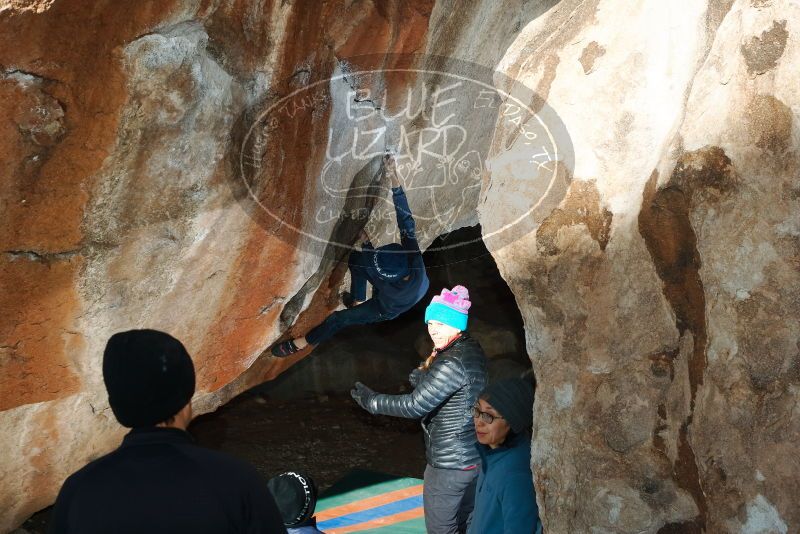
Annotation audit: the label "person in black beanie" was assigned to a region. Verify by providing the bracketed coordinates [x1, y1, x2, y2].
[49, 329, 287, 534]
[467, 375, 542, 534]
[267, 471, 325, 533]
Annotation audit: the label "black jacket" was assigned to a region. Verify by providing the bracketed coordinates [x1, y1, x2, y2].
[49, 427, 287, 534]
[370, 334, 488, 469]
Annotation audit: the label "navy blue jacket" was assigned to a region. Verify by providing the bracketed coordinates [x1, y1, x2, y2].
[467, 433, 542, 534]
[365, 186, 429, 316]
[49, 427, 287, 534]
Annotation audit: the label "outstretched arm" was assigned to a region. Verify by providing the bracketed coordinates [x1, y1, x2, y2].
[355, 358, 464, 419]
[384, 155, 420, 252]
[385, 154, 401, 189]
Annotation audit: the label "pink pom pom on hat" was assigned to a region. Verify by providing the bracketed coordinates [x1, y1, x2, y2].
[424, 285, 471, 330]
[431, 286, 471, 312]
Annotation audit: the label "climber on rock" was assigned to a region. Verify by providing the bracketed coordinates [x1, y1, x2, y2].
[271, 153, 430, 357]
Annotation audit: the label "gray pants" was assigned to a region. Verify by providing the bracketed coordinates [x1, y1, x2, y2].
[423, 464, 478, 534]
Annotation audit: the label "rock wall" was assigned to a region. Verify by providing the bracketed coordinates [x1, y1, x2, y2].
[484, 0, 799, 532]
[1, 0, 797, 532]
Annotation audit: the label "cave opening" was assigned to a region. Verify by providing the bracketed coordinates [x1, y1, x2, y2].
[188, 224, 530, 492]
[260, 224, 530, 399]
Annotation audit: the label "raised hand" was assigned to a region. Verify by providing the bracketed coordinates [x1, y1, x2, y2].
[409, 367, 425, 387]
[350, 381, 378, 413]
[384, 153, 400, 189]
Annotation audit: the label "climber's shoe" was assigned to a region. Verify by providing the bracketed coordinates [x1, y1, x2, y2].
[342, 291, 359, 309]
[271, 339, 301, 358]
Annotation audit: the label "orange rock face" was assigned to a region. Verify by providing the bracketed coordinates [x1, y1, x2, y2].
[0, 0, 438, 529]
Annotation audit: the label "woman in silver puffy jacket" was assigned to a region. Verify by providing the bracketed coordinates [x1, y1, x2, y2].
[351, 285, 488, 534]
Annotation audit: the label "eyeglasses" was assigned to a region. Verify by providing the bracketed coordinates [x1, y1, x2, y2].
[471, 405, 504, 424]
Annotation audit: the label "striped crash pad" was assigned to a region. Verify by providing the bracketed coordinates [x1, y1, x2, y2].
[315, 470, 425, 533]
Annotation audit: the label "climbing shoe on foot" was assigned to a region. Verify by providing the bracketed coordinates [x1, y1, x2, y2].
[271, 339, 301, 357]
[342, 291, 359, 309]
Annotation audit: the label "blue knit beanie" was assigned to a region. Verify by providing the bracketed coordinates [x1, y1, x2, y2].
[424, 285, 471, 331]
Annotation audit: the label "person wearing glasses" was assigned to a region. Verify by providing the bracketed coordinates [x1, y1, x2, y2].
[468, 376, 542, 534]
[350, 285, 487, 534]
